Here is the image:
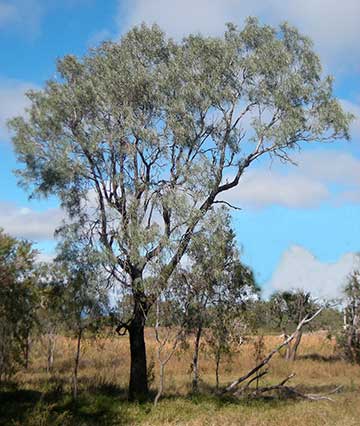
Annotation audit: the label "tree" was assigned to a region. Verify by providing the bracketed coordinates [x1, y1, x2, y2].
[269, 290, 319, 360]
[0, 229, 38, 382]
[152, 291, 188, 406]
[171, 210, 257, 393]
[36, 262, 66, 374]
[8, 19, 352, 399]
[224, 307, 324, 395]
[55, 229, 109, 399]
[341, 271, 360, 364]
[205, 308, 250, 390]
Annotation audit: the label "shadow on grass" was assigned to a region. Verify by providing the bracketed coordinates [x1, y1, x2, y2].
[0, 382, 135, 426]
[86, 379, 128, 399]
[1, 378, 344, 426]
[294, 383, 346, 394]
[297, 353, 342, 363]
[0, 384, 42, 426]
[164, 382, 299, 410]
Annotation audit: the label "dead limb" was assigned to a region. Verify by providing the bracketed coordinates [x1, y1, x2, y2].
[234, 369, 269, 396]
[250, 373, 296, 397]
[296, 385, 343, 402]
[274, 384, 342, 402]
[237, 372, 342, 402]
[223, 308, 323, 394]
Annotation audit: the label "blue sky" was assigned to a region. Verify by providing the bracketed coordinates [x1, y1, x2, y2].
[0, 0, 360, 297]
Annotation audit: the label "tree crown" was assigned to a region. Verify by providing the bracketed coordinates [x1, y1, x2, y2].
[8, 19, 353, 292]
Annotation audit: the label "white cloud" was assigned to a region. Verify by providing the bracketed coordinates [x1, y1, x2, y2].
[0, 78, 38, 142]
[220, 149, 360, 209]
[293, 150, 360, 186]
[268, 245, 360, 299]
[0, 0, 91, 38]
[0, 201, 64, 241]
[224, 170, 329, 209]
[120, 0, 360, 72]
[269, 0, 360, 73]
[119, 0, 238, 39]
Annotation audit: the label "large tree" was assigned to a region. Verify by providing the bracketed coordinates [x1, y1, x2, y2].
[9, 19, 352, 399]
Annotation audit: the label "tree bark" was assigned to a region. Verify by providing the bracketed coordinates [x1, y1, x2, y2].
[289, 329, 303, 361]
[128, 302, 148, 401]
[24, 334, 31, 369]
[215, 351, 220, 390]
[192, 324, 202, 394]
[46, 333, 56, 373]
[73, 328, 82, 400]
[154, 362, 164, 406]
[281, 329, 291, 361]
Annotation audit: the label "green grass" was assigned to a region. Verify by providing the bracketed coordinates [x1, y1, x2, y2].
[2, 333, 360, 425]
[1, 384, 360, 426]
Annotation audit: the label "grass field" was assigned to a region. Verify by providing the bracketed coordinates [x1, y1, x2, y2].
[1, 330, 360, 425]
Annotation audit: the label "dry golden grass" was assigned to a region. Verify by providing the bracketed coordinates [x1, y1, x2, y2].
[3, 330, 360, 425]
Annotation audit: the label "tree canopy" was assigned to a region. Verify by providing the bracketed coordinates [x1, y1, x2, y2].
[9, 19, 352, 291]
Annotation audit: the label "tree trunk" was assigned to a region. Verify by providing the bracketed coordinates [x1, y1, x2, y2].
[24, 334, 31, 369]
[281, 329, 291, 361]
[154, 362, 164, 406]
[192, 324, 202, 394]
[283, 333, 291, 361]
[73, 328, 82, 400]
[128, 306, 148, 401]
[215, 350, 220, 390]
[289, 329, 303, 361]
[47, 333, 56, 373]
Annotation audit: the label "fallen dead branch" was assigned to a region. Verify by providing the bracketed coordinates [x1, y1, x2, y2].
[250, 373, 296, 397]
[222, 307, 344, 402]
[235, 373, 343, 402]
[223, 308, 324, 394]
[293, 385, 343, 402]
[273, 383, 343, 402]
[234, 369, 269, 396]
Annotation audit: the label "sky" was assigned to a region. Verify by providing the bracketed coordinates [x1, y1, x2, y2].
[0, 0, 360, 298]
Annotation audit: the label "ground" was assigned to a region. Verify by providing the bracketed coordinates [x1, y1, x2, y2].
[1, 331, 359, 425]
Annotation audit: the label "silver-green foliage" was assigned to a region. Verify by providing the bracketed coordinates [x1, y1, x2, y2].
[168, 209, 257, 392]
[8, 18, 352, 294]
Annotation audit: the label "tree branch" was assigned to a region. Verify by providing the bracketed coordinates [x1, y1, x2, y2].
[223, 308, 323, 393]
